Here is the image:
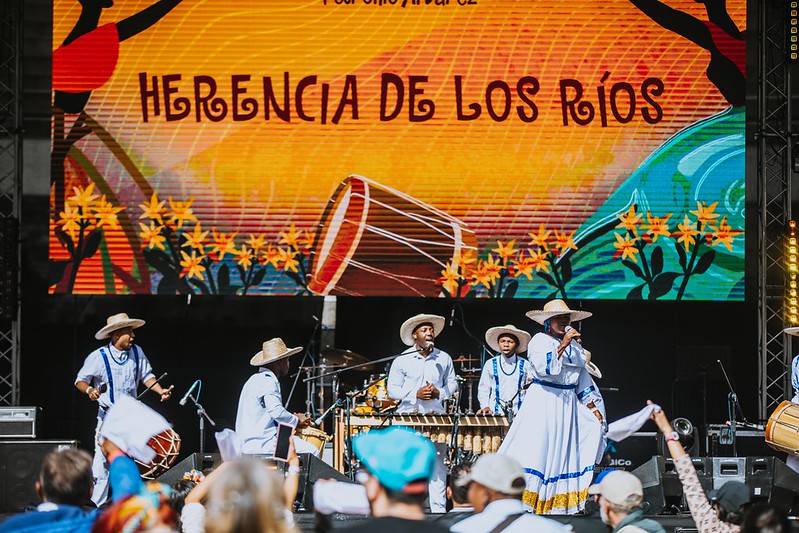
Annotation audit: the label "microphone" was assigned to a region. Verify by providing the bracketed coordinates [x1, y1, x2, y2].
[179, 380, 199, 406]
[449, 306, 456, 327]
[564, 325, 582, 344]
[426, 340, 435, 349]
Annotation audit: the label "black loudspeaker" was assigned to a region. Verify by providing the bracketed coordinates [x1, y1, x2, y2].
[0, 440, 78, 512]
[632, 456, 712, 515]
[745, 456, 799, 514]
[156, 452, 222, 486]
[633, 455, 799, 516]
[295, 453, 354, 511]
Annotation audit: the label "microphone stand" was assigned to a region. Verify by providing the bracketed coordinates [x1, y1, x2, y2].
[502, 379, 535, 424]
[303, 345, 421, 383]
[286, 316, 322, 416]
[183, 392, 216, 457]
[717, 359, 748, 457]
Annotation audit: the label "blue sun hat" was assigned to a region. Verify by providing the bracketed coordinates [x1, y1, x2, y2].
[353, 427, 436, 493]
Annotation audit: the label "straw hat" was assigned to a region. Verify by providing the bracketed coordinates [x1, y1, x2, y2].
[399, 314, 445, 346]
[525, 299, 592, 325]
[95, 313, 146, 340]
[784, 327, 799, 336]
[584, 349, 602, 379]
[485, 325, 532, 354]
[250, 338, 302, 367]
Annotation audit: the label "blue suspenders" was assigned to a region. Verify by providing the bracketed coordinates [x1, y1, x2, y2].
[98, 345, 140, 405]
[493, 356, 526, 413]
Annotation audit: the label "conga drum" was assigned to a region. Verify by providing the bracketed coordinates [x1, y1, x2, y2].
[298, 427, 331, 455]
[134, 428, 182, 480]
[766, 401, 799, 456]
[308, 175, 477, 296]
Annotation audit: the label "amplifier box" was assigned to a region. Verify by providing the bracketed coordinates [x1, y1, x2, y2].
[0, 407, 38, 438]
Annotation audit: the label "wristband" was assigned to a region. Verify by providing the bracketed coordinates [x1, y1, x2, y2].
[86, 387, 94, 396]
[664, 431, 680, 442]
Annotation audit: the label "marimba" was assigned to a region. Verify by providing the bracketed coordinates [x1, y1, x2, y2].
[334, 412, 509, 472]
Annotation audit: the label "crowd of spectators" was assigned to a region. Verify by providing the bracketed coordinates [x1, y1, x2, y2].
[0, 399, 795, 533]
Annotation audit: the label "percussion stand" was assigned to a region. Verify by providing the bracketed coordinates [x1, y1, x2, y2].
[183, 392, 216, 457]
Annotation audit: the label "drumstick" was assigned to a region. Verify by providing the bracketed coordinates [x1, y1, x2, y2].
[137, 372, 168, 399]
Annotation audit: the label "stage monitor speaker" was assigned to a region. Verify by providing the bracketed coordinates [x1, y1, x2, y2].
[632, 455, 712, 515]
[156, 452, 222, 486]
[745, 456, 799, 514]
[295, 453, 354, 511]
[0, 440, 78, 513]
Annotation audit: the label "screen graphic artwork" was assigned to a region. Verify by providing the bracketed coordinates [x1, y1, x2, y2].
[50, 0, 745, 299]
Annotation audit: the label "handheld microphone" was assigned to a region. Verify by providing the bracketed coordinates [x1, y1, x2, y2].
[449, 306, 456, 327]
[564, 325, 581, 344]
[179, 380, 200, 406]
[426, 341, 435, 349]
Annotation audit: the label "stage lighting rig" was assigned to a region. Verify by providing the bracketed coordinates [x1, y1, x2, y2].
[790, 2, 799, 62]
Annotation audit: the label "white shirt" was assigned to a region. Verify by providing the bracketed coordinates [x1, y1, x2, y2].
[387, 347, 458, 414]
[75, 344, 155, 416]
[450, 498, 571, 533]
[477, 354, 531, 414]
[235, 368, 299, 454]
[792, 355, 799, 403]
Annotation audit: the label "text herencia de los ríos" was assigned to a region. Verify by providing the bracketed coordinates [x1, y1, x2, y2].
[138, 71, 665, 126]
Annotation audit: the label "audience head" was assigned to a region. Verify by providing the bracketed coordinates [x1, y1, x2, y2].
[204, 458, 292, 533]
[588, 470, 643, 527]
[458, 453, 525, 513]
[447, 462, 473, 507]
[741, 503, 790, 533]
[91, 481, 177, 533]
[353, 427, 435, 513]
[709, 481, 752, 525]
[168, 479, 196, 515]
[37, 448, 93, 506]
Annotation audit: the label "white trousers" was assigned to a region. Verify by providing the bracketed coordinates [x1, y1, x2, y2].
[428, 442, 447, 513]
[91, 419, 110, 506]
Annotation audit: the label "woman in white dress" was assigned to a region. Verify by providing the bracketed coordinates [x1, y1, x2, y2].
[498, 299, 603, 515]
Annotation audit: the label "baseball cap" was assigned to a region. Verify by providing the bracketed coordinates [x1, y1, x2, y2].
[352, 427, 435, 493]
[708, 481, 751, 513]
[588, 470, 644, 509]
[457, 453, 526, 495]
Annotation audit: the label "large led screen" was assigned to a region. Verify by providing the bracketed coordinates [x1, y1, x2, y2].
[50, 0, 745, 299]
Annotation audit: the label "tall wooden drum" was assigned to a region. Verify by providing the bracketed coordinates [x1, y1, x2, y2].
[766, 401, 799, 456]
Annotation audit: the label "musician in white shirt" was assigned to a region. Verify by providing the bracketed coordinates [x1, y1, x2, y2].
[477, 325, 532, 416]
[235, 338, 318, 456]
[387, 313, 458, 512]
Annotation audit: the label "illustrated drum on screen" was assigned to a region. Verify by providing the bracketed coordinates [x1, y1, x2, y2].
[308, 175, 477, 296]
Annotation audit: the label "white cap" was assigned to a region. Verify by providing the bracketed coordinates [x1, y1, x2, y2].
[458, 453, 526, 495]
[588, 471, 643, 509]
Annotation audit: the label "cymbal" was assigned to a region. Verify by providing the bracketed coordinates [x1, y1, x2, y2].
[320, 348, 374, 370]
[452, 357, 479, 363]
